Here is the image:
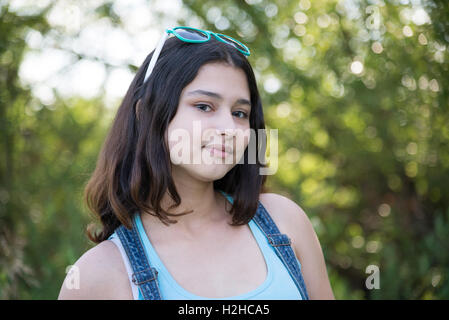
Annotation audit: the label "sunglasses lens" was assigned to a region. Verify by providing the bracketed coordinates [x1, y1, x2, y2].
[175, 28, 208, 41]
[217, 34, 248, 53]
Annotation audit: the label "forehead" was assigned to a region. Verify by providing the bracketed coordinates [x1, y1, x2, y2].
[181, 63, 250, 99]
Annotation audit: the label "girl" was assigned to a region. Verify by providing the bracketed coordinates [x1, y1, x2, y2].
[58, 26, 334, 300]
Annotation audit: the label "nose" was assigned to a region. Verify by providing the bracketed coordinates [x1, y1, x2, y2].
[202, 108, 239, 148]
[214, 115, 238, 142]
[215, 128, 237, 143]
[214, 108, 238, 134]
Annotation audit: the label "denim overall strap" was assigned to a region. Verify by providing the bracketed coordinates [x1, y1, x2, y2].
[253, 201, 310, 300]
[115, 215, 162, 300]
[218, 190, 310, 300]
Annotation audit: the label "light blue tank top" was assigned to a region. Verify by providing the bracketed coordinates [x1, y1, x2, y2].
[110, 212, 303, 300]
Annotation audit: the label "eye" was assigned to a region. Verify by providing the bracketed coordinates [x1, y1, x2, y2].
[194, 104, 212, 112]
[233, 111, 249, 119]
[194, 104, 249, 119]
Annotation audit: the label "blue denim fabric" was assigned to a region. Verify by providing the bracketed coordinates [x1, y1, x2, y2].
[250, 198, 310, 300]
[116, 218, 162, 299]
[114, 190, 309, 300]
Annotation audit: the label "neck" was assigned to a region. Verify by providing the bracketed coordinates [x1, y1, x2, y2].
[141, 168, 231, 235]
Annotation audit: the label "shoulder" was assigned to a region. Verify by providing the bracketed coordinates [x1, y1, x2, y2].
[259, 192, 335, 299]
[258, 192, 314, 260]
[58, 239, 133, 300]
[258, 192, 312, 240]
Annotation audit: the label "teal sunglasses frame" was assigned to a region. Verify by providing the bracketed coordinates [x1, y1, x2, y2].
[143, 26, 251, 83]
[168, 26, 251, 56]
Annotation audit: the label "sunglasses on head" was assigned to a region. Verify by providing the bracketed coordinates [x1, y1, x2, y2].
[143, 26, 251, 83]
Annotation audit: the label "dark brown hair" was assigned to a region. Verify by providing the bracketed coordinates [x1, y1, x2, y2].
[84, 34, 269, 243]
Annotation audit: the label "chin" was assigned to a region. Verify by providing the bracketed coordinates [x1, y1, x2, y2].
[187, 163, 233, 182]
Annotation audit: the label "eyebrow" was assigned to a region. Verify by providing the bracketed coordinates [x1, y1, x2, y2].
[186, 89, 251, 107]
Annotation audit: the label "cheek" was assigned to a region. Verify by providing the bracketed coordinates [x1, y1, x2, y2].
[234, 128, 251, 152]
[166, 110, 191, 147]
[166, 120, 203, 163]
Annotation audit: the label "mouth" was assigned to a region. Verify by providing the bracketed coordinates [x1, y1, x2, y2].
[202, 144, 233, 157]
[203, 144, 232, 152]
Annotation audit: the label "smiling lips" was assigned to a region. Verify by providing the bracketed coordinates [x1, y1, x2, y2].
[203, 144, 233, 157]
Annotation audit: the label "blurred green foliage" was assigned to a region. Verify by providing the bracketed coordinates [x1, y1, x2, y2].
[1, 0, 448, 299]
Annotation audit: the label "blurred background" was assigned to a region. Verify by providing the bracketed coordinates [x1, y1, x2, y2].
[1, 0, 448, 299]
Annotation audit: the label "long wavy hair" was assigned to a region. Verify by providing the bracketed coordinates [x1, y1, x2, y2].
[84, 33, 269, 243]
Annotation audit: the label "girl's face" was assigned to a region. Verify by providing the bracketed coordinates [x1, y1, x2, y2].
[166, 62, 252, 182]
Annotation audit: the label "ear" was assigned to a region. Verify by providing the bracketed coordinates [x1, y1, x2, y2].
[135, 99, 142, 121]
